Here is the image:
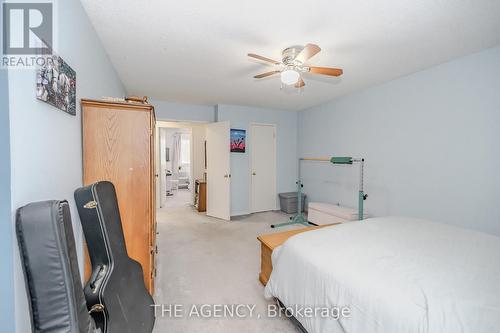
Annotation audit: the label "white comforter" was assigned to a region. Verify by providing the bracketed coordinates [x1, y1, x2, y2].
[264, 217, 500, 333]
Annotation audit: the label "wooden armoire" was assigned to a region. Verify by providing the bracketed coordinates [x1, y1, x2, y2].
[81, 99, 156, 294]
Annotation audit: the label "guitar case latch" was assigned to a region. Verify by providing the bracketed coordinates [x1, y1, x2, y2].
[83, 201, 97, 209]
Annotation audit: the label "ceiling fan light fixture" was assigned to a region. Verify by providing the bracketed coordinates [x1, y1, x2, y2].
[280, 69, 300, 85]
[249, 44, 343, 90]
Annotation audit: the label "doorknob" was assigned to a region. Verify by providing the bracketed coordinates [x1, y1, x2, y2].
[252, 172, 256, 176]
[224, 174, 229, 178]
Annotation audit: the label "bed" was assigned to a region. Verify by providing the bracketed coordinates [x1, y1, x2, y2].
[264, 217, 500, 333]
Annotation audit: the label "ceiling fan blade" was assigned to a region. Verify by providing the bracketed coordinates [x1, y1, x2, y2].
[253, 70, 280, 79]
[308, 66, 343, 76]
[295, 78, 305, 88]
[248, 53, 280, 65]
[295, 44, 321, 63]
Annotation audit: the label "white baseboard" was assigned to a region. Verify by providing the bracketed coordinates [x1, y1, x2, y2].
[231, 211, 251, 217]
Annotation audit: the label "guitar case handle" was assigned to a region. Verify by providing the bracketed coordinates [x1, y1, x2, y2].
[89, 303, 105, 314]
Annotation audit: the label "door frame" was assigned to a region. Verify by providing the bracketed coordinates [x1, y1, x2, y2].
[155, 120, 207, 208]
[249, 123, 277, 213]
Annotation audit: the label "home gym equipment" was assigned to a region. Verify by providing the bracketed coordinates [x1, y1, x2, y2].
[271, 156, 367, 228]
[75, 181, 155, 333]
[16, 200, 100, 333]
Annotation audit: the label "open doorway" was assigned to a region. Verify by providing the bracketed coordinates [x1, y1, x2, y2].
[155, 121, 207, 210]
[160, 127, 192, 208]
[155, 120, 232, 221]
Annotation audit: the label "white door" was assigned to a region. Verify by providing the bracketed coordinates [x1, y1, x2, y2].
[250, 124, 277, 213]
[206, 121, 231, 220]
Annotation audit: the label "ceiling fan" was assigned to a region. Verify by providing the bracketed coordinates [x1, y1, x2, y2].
[248, 44, 343, 88]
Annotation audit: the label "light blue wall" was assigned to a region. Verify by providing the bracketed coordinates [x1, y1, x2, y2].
[298, 45, 500, 235]
[152, 100, 298, 216]
[0, 68, 14, 333]
[7, 0, 126, 331]
[151, 98, 215, 122]
[218, 105, 298, 216]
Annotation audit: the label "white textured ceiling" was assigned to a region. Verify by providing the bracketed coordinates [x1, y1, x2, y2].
[81, 0, 500, 111]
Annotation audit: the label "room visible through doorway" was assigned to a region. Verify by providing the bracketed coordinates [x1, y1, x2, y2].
[156, 121, 207, 210]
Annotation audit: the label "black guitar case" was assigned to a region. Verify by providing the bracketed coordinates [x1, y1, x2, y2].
[74, 181, 155, 333]
[16, 200, 100, 333]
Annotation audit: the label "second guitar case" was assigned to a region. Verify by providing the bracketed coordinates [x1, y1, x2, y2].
[74, 181, 155, 333]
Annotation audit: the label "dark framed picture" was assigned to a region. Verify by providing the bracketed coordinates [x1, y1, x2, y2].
[36, 52, 76, 115]
[230, 129, 246, 153]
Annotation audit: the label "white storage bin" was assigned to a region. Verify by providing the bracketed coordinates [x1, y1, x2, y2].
[307, 202, 368, 225]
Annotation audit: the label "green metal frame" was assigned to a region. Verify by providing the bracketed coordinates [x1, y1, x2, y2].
[271, 156, 367, 228]
[271, 180, 309, 228]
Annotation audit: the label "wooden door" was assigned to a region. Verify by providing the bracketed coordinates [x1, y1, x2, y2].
[83, 103, 153, 291]
[250, 124, 277, 212]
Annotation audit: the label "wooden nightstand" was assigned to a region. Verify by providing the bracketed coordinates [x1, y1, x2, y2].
[257, 224, 337, 286]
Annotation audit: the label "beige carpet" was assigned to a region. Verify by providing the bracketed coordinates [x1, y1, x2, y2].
[162, 188, 193, 209]
[153, 205, 302, 332]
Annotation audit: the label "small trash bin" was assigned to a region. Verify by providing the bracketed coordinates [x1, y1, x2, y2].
[279, 192, 306, 214]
